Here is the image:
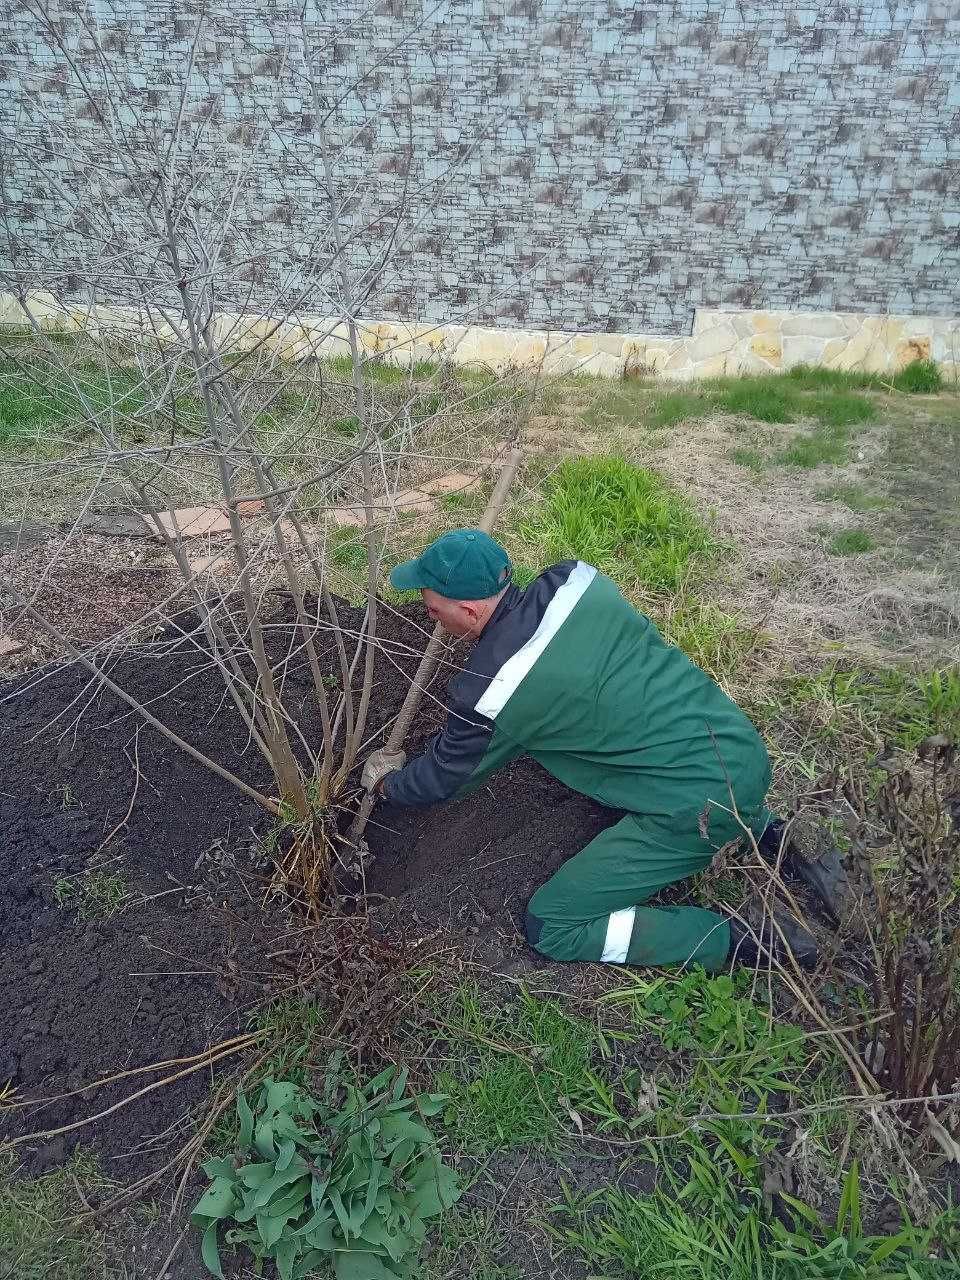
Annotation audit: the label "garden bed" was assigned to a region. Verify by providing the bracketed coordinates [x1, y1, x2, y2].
[0, 597, 613, 1175]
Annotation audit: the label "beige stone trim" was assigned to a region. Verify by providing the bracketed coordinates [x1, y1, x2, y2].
[2, 292, 957, 384]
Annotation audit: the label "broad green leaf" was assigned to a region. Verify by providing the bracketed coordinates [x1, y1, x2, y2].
[252, 1161, 309, 1209]
[380, 1114, 434, 1146]
[413, 1094, 446, 1117]
[261, 1178, 311, 1223]
[201, 1157, 236, 1180]
[364, 1065, 397, 1097]
[310, 1171, 332, 1211]
[192, 1177, 239, 1222]
[293, 1250, 327, 1280]
[390, 1067, 409, 1103]
[237, 1161, 275, 1188]
[255, 1119, 277, 1160]
[264, 1085, 302, 1116]
[305, 1220, 342, 1250]
[200, 1220, 224, 1279]
[407, 1156, 461, 1219]
[236, 1089, 254, 1149]
[328, 1186, 352, 1240]
[275, 1236, 299, 1280]
[256, 1211, 286, 1251]
[333, 1248, 402, 1280]
[359, 1214, 413, 1265]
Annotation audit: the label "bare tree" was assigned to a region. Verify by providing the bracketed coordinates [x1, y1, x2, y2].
[0, 5, 532, 908]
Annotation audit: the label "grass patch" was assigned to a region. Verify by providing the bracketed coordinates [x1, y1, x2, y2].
[0, 1152, 121, 1279]
[425, 1209, 521, 1280]
[729, 445, 766, 471]
[777, 420, 855, 467]
[891, 359, 943, 394]
[828, 528, 875, 556]
[602, 968, 808, 1112]
[783, 665, 960, 750]
[815, 482, 888, 511]
[656, 600, 764, 686]
[648, 371, 880, 472]
[434, 983, 599, 1152]
[552, 1162, 960, 1280]
[519, 455, 716, 592]
[52, 869, 129, 919]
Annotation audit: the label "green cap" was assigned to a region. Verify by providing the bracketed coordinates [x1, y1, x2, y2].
[390, 529, 512, 599]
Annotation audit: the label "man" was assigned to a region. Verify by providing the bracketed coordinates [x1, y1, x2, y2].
[362, 529, 844, 970]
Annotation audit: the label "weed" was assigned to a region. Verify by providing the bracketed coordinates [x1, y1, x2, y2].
[248, 996, 327, 1080]
[778, 421, 854, 467]
[602, 968, 808, 1109]
[729, 445, 766, 471]
[330, 414, 361, 437]
[650, 390, 710, 428]
[816, 482, 887, 512]
[891, 359, 943, 394]
[425, 1208, 521, 1280]
[193, 1061, 459, 1279]
[842, 739, 960, 1132]
[435, 983, 598, 1152]
[808, 390, 876, 429]
[656, 600, 762, 685]
[828, 529, 875, 556]
[509, 563, 539, 588]
[784, 665, 960, 749]
[52, 869, 129, 919]
[713, 376, 798, 424]
[0, 1151, 120, 1279]
[520, 455, 715, 592]
[784, 363, 884, 392]
[551, 1158, 960, 1279]
[330, 529, 369, 573]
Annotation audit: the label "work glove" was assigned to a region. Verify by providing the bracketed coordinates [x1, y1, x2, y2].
[361, 748, 407, 794]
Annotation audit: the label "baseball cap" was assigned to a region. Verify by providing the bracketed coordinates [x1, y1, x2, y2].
[390, 529, 512, 599]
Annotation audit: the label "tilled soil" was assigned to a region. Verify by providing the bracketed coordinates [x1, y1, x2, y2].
[0, 597, 611, 1178]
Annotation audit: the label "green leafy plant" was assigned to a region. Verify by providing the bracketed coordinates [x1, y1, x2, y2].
[603, 967, 806, 1104]
[192, 1063, 460, 1280]
[52, 869, 129, 919]
[890, 359, 942, 394]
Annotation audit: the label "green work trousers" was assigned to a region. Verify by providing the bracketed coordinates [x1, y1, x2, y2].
[525, 797, 771, 972]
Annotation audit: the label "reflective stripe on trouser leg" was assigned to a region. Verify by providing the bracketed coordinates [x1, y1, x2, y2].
[601, 907, 635, 963]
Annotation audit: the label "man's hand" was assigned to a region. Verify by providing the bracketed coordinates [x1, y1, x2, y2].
[361, 749, 407, 794]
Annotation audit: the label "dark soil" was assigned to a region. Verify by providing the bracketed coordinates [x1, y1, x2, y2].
[0, 597, 612, 1181]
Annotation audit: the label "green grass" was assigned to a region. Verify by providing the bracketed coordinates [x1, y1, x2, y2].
[434, 983, 599, 1152]
[729, 445, 766, 471]
[649, 374, 877, 448]
[816, 482, 888, 512]
[828, 529, 875, 556]
[552, 1164, 960, 1280]
[656, 600, 764, 685]
[52, 869, 129, 919]
[777, 420, 858, 467]
[785, 360, 944, 395]
[890, 359, 943, 394]
[425, 1209, 521, 1280]
[784, 665, 960, 750]
[0, 361, 157, 449]
[601, 968, 808, 1112]
[0, 1152, 122, 1279]
[519, 455, 716, 592]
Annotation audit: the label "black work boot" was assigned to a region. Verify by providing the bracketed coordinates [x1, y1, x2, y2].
[757, 817, 848, 926]
[727, 907, 819, 970]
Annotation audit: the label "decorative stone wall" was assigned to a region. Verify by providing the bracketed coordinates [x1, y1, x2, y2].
[3, 291, 957, 383]
[2, 1, 959, 335]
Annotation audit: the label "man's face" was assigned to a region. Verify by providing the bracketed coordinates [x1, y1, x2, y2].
[421, 588, 480, 638]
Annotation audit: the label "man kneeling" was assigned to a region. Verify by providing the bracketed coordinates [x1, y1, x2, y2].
[363, 530, 844, 970]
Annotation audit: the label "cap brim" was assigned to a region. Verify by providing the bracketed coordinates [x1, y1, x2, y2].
[389, 558, 429, 592]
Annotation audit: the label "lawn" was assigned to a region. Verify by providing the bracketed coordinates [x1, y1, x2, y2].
[2, 344, 959, 1279]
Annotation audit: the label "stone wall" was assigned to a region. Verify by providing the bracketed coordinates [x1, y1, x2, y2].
[3, 291, 957, 382]
[2, 1, 959, 335]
